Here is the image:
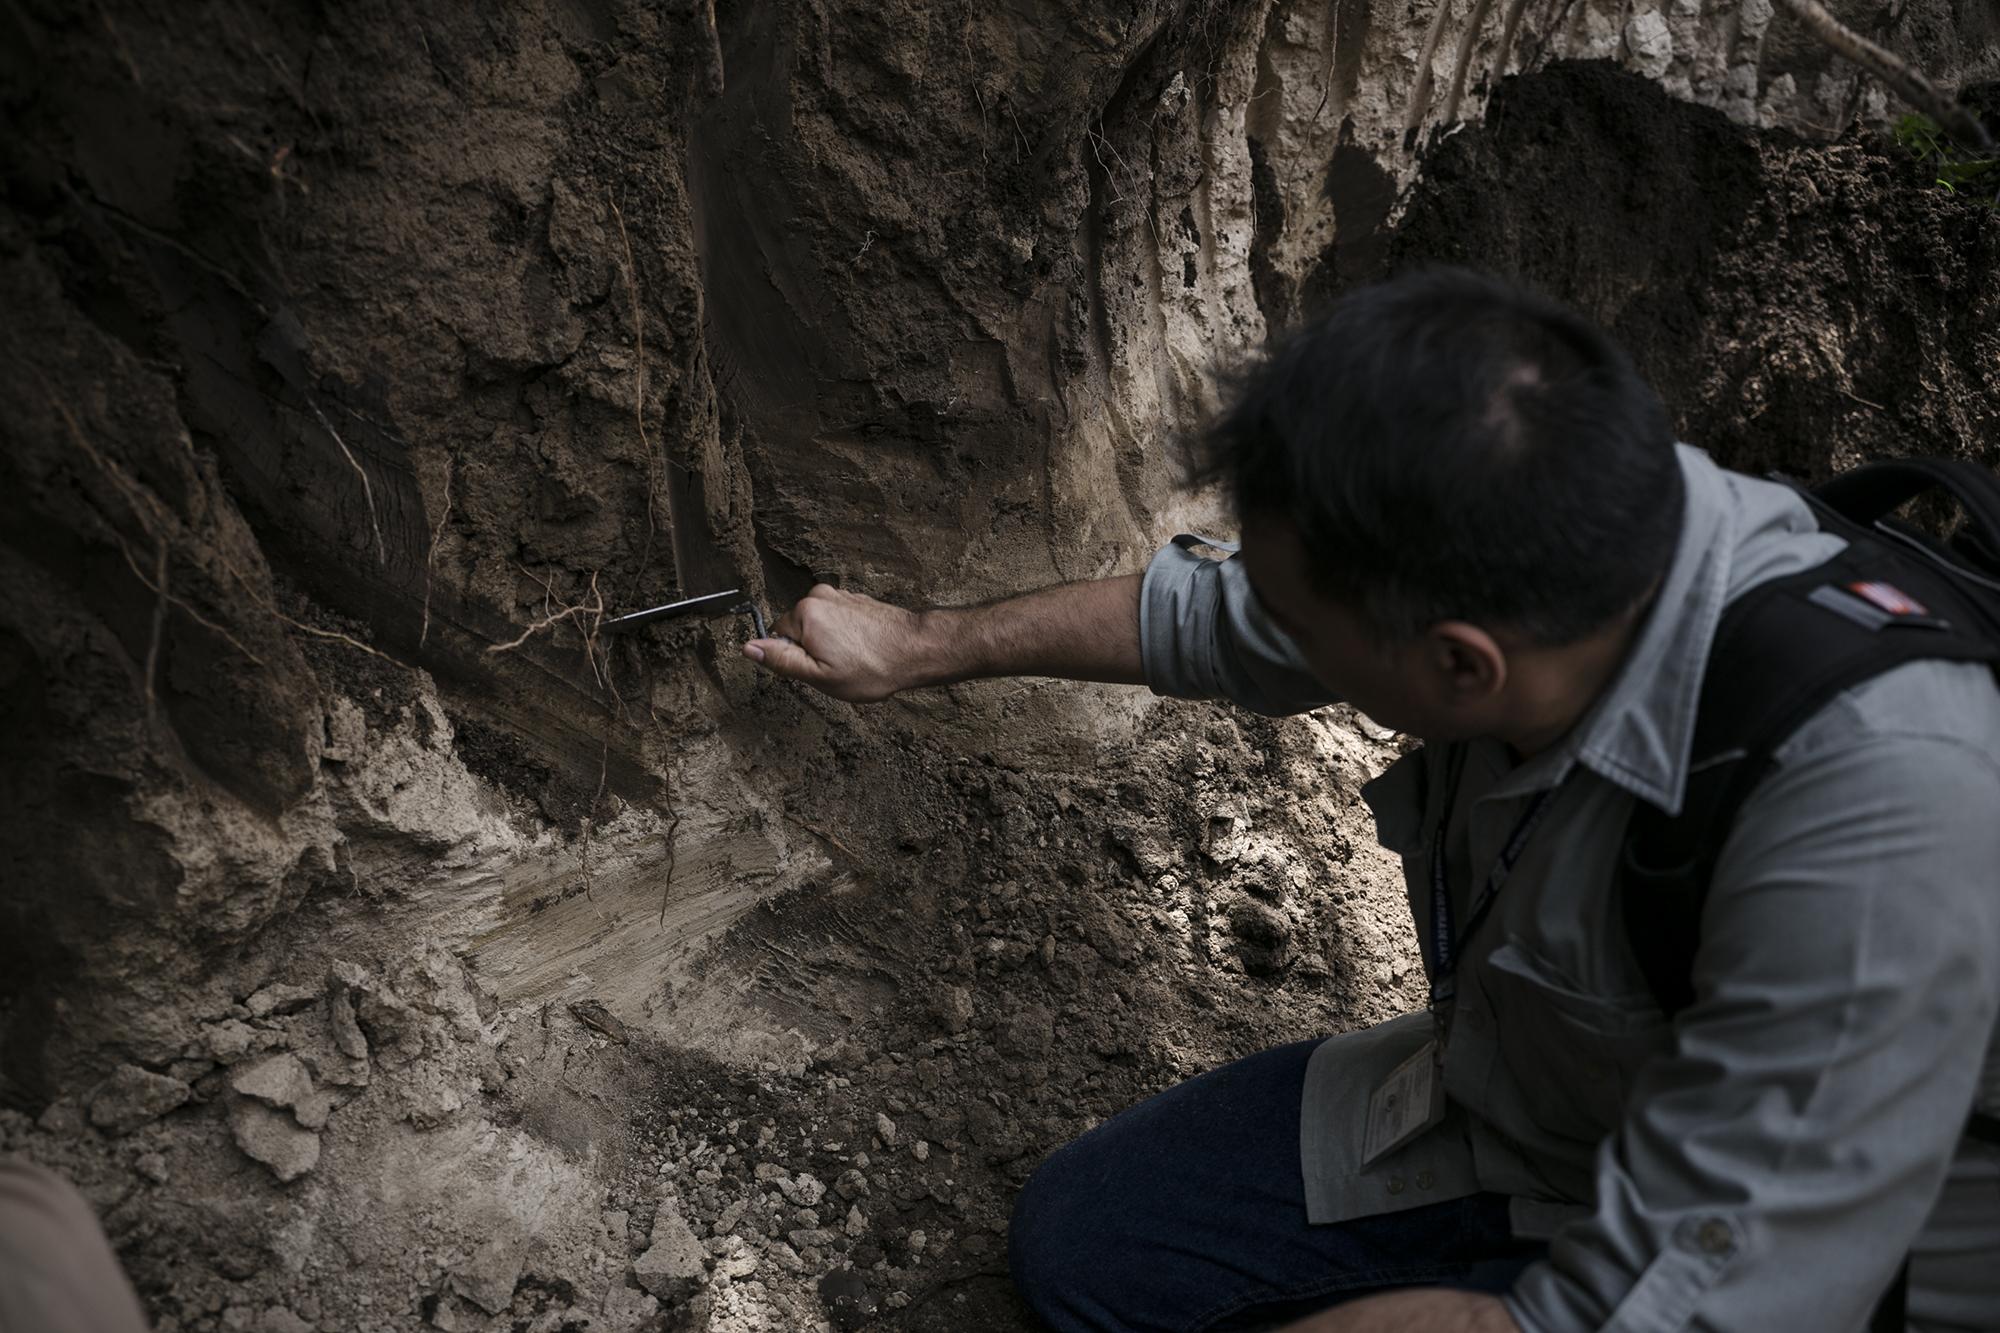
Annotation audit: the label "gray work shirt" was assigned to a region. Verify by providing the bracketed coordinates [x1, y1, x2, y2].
[1137, 446, 2000, 1332]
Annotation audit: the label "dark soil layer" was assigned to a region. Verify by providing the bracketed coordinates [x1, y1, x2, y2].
[1394, 61, 2000, 478]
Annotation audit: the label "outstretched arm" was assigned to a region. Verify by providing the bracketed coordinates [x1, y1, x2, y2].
[742, 576, 1144, 702]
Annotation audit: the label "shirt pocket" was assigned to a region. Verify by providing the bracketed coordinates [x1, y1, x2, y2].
[1479, 940, 1673, 1150]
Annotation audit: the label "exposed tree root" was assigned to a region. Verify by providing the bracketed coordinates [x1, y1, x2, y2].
[50, 390, 268, 673]
[107, 530, 267, 670]
[579, 731, 610, 902]
[609, 194, 669, 580]
[487, 569, 605, 657]
[142, 536, 168, 726]
[265, 596, 407, 667]
[1402, 0, 1460, 137]
[783, 811, 859, 861]
[698, 0, 725, 98]
[1441, 0, 1499, 128]
[1775, 0, 1994, 152]
[1494, 0, 1535, 86]
[300, 393, 389, 567]
[420, 450, 456, 648]
[53, 383, 411, 681]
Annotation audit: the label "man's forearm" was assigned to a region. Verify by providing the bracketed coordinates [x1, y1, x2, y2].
[745, 574, 1145, 702]
[915, 574, 1144, 687]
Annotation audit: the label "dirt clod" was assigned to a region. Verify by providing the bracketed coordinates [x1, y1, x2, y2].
[634, 1213, 709, 1305]
[818, 1267, 878, 1331]
[87, 1065, 191, 1136]
[226, 1098, 320, 1183]
[446, 1236, 527, 1316]
[228, 1054, 313, 1111]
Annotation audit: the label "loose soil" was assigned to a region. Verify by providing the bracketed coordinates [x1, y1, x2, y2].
[1392, 60, 2000, 479]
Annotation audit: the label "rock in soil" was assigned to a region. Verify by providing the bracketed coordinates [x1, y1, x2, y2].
[229, 1053, 314, 1112]
[225, 1097, 320, 1183]
[632, 1212, 707, 1304]
[448, 1235, 527, 1315]
[818, 1267, 878, 1331]
[86, 1065, 190, 1136]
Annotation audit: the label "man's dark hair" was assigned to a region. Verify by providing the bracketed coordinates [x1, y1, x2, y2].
[1190, 268, 1684, 645]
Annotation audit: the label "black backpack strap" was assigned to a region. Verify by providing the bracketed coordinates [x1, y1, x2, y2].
[1804, 459, 2000, 619]
[1620, 534, 1997, 1014]
[1871, 1260, 1909, 1333]
[1812, 457, 2000, 566]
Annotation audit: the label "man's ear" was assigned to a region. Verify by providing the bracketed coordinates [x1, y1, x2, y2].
[1427, 621, 1508, 703]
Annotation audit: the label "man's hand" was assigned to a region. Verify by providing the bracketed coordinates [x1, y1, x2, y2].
[1278, 1289, 1521, 1333]
[742, 575, 1146, 702]
[742, 584, 937, 703]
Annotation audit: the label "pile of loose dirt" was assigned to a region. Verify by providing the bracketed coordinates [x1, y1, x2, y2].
[0, 689, 1419, 1333]
[1392, 60, 2000, 478]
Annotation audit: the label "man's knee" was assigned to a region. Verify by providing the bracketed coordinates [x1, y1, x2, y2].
[0, 1159, 152, 1333]
[1008, 1144, 1108, 1326]
[1007, 1152, 1070, 1303]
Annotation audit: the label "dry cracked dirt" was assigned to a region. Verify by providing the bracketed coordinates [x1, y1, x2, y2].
[2, 2, 1996, 1332]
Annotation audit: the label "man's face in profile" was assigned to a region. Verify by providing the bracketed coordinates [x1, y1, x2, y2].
[1239, 516, 1506, 744]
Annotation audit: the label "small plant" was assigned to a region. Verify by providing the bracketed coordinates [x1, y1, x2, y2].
[1892, 112, 1999, 205]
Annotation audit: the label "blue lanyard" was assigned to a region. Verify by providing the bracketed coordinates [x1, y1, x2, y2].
[1427, 747, 1564, 1010]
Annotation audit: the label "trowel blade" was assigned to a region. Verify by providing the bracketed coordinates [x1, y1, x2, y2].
[601, 589, 744, 633]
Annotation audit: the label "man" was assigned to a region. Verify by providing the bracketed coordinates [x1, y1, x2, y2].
[0, 1158, 152, 1332]
[741, 270, 2000, 1332]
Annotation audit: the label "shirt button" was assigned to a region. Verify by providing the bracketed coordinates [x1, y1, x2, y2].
[1416, 1170, 1435, 1190]
[1696, 1219, 1733, 1255]
[1387, 1175, 1406, 1195]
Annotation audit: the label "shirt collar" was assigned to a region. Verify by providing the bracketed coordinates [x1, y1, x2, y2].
[1487, 446, 1737, 816]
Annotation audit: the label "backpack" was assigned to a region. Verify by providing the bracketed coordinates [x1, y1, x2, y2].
[1617, 457, 2000, 1332]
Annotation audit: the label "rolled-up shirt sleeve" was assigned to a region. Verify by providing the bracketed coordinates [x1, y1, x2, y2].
[1506, 733, 2000, 1333]
[1137, 534, 1337, 716]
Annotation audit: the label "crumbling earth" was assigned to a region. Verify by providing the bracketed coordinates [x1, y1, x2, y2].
[2, 1, 1996, 1331]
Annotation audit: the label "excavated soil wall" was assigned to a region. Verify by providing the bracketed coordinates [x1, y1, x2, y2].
[1, 1, 1996, 1330]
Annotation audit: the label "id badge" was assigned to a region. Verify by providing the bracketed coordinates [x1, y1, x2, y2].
[1360, 1039, 1447, 1167]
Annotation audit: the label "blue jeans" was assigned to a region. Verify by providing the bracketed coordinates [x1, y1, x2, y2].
[1008, 1039, 1546, 1333]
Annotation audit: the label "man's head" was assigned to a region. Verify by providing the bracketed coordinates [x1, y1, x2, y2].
[1192, 268, 1684, 745]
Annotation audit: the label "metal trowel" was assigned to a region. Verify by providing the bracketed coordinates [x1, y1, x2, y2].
[600, 589, 777, 640]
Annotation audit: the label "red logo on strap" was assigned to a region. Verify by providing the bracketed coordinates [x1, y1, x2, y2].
[1846, 581, 1928, 617]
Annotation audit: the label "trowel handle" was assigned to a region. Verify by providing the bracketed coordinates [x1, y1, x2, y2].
[735, 602, 795, 647]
